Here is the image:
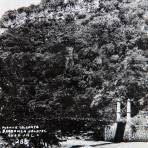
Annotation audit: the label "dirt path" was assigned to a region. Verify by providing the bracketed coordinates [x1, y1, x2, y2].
[61, 140, 148, 148]
[95, 142, 148, 148]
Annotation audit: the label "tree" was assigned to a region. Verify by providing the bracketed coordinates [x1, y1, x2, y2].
[0, 0, 147, 125]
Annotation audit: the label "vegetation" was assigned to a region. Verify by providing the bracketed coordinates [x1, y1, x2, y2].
[0, 0, 147, 128]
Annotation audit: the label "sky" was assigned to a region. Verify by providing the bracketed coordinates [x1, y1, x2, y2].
[0, 0, 41, 18]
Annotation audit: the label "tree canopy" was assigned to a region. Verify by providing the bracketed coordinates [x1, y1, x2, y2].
[0, 0, 147, 124]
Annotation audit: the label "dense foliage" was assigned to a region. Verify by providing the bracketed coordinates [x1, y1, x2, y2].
[0, 0, 147, 125]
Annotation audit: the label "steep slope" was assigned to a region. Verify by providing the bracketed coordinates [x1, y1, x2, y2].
[0, 0, 147, 124]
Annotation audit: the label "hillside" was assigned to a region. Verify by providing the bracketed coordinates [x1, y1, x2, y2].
[0, 0, 147, 125]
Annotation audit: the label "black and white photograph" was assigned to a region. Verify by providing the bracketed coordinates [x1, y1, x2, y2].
[0, 0, 148, 147]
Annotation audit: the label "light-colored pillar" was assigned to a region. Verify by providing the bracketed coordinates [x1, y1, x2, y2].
[116, 98, 121, 122]
[124, 99, 132, 141]
[127, 99, 131, 122]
